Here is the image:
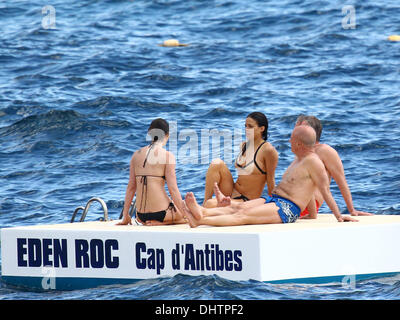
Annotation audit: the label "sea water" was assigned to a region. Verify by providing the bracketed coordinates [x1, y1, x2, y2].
[0, 0, 400, 300]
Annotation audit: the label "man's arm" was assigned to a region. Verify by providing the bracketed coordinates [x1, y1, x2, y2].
[301, 194, 317, 219]
[319, 145, 373, 216]
[309, 156, 358, 222]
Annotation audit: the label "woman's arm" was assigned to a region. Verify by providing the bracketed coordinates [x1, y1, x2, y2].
[117, 154, 137, 225]
[165, 152, 185, 215]
[264, 144, 278, 196]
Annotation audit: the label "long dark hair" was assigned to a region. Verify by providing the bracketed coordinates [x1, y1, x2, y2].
[147, 118, 169, 143]
[143, 118, 169, 168]
[241, 112, 269, 155]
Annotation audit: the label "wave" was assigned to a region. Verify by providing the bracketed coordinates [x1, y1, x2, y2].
[202, 107, 244, 117]
[138, 73, 196, 89]
[72, 96, 189, 112]
[0, 109, 87, 139]
[0, 108, 133, 142]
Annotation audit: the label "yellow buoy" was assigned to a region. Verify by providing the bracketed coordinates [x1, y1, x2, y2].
[388, 35, 400, 42]
[159, 39, 188, 47]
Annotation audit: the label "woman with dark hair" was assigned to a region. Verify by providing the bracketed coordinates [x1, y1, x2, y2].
[118, 118, 186, 225]
[203, 112, 278, 207]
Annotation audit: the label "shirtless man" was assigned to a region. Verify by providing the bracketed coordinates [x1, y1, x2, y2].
[183, 125, 358, 227]
[296, 115, 373, 218]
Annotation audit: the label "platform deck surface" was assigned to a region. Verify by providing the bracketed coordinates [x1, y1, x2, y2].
[8, 214, 400, 233]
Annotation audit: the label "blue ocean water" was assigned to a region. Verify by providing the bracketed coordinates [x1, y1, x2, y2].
[0, 0, 400, 300]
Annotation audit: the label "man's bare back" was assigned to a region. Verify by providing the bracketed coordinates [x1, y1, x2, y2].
[297, 115, 372, 217]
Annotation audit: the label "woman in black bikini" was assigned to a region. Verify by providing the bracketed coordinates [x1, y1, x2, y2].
[203, 112, 278, 207]
[118, 118, 186, 225]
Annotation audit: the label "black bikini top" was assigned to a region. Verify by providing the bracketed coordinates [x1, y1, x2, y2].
[235, 141, 267, 175]
[136, 143, 166, 179]
[135, 143, 166, 212]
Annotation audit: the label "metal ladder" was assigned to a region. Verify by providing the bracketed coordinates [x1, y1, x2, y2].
[71, 197, 109, 223]
[119, 200, 136, 219]
[71, 197, 136, 223]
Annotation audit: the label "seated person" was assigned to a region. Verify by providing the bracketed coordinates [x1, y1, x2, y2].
[118, 118, 186, 226]
[202, 112, 278, 207]
[295, 115, 373, 218]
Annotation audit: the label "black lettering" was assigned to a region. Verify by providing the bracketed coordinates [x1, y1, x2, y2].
[147, 248, 156, 270]
[205, 244, 212, 270]
[75, 239, 89, 268]
[195, 249, 205, 271]
[215, 245, 224, 271]
[105, 239, 119, 268]
[234, 250, 242, 271]
[17, 238, 27, 267]
[184, 244, 196, 270]
[90, 239, 104, 268]
[42, 238, 52, 266]
[210, 244, 215, 270]
[28, 238, 41, 267]
[54, 239, 68, 268]
[225, 250, 233, 271]
[135, 242, 146, 270]
[156, 249, 164, 275]
[171, 244, 180, 270]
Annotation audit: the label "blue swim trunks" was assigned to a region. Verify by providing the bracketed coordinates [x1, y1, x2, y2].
[263, 194, 301, 223]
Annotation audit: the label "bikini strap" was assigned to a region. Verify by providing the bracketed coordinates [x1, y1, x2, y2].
[167, 202, 176, 223]
[136, 174, 166, 179]
[143, 143, 155, 168]
[254, 141, 267, 175]
[235, 142, 254, 169]
[138, 175, 148, 213]
[254, 141, 266, 157]
[141, 143, 166, 179]
[236, 141, 267, 173]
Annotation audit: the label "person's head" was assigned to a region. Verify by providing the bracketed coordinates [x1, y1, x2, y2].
[295, 115, 322, 142]
[290, 125, 316, 155]
[147, 118, 169, 145]
[245, 112, 269, 141]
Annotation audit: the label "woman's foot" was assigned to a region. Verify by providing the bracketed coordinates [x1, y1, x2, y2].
[214, 182, 231, 207]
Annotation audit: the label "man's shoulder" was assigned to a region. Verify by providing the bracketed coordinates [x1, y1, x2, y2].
[315, 143, 339, 157]
[305, 152, 322, 162]
[303, 152, 324, 169]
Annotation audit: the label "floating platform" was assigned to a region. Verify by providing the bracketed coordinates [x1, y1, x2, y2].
[1, 214, 400, 290]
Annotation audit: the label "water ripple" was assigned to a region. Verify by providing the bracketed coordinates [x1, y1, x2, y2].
[1, 0, 400, 300]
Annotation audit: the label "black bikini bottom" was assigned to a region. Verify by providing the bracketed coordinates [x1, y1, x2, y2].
[233, 194, 250, 201]
[136, 202, 175, 223]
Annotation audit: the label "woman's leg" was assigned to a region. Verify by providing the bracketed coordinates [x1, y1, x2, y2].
[204, 183, 266, 214]
[203, 158, 234, 205]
